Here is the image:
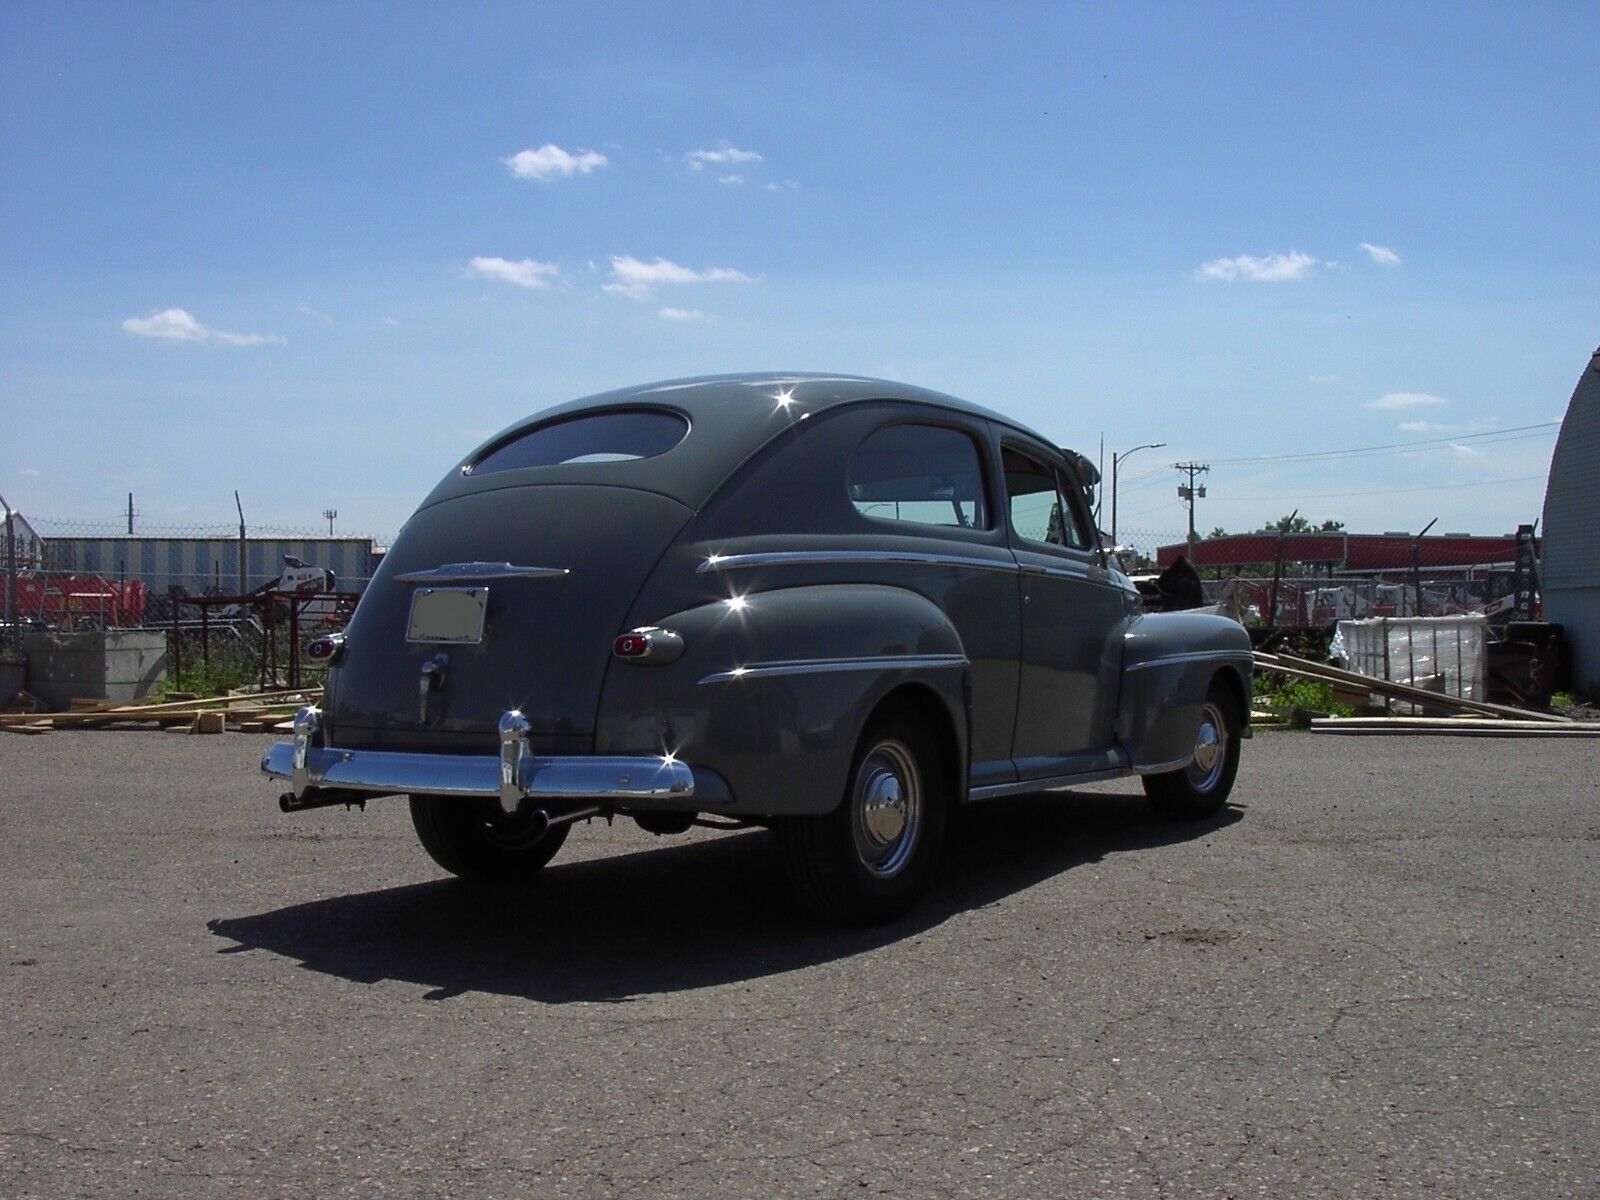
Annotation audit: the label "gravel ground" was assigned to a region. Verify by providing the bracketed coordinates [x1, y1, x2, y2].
[1, 728, 1596, 1198]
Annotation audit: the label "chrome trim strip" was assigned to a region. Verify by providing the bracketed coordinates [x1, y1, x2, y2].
[263, 739, 694, 802]
[1133, 754, 1197, 775]
[394, 561, 569, 583]
[698, 549, 1018, 575]
[967, 762, 1132, 800]
[1019, 561, 1101, 582]
[1124, 649, 1254, 674]
[699, 653, 968, 685]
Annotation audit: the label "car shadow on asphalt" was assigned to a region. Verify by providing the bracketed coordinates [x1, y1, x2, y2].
[208, 791, 1242, 1002]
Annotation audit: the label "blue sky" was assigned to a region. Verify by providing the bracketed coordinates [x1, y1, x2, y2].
[3, 2, 1596, 546]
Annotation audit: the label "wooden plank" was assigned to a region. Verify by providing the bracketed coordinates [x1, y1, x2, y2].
[1, 722, 53, 735]
[1309, 722, 1600, 738]
[0, 688, 321, 727]
[1313, 715, 1600, 730]
[1255, 653, 1569, 723]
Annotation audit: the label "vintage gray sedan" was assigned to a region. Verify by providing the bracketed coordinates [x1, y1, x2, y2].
[263, 374, 1251, 922]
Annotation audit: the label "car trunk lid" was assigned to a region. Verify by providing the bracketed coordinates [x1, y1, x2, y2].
[328, 484, 691, 752]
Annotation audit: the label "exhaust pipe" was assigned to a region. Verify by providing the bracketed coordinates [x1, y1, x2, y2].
[279, 789, 374, 813]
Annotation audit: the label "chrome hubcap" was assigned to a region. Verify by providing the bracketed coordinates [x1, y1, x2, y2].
[851, 739, 921, 878]
[1187, 702, 1228, 793]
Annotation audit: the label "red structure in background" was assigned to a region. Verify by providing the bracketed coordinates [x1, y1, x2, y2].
[1156, 532, 1527, 571]
[14, 574, 146, 626]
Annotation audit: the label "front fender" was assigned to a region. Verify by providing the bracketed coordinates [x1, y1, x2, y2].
[594, 584, 968, 816]
[1117, 611, 1253, 771]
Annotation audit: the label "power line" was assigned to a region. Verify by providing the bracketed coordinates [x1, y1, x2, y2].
[1206, 422, 1558, 466]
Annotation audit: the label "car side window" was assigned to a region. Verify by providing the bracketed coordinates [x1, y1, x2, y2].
[1004, 447, 1092, 551]
[1052, 468, 1094, 550]
[849, 423, 989, 529]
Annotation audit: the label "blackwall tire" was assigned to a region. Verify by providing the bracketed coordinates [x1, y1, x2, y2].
[1142, 682, 1241, 820]
[408, 795, 570, 881]
[777, 713, 950, 925]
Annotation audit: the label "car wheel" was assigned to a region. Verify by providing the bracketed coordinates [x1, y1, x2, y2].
[408, 795, 570, 881]
[777, 713, 949, 924]
[1142, 682, 1241, 820]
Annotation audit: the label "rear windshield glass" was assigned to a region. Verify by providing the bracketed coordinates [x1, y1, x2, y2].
[469, 410, 688, 475]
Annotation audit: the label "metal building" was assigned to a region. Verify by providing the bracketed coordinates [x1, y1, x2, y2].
[43, 536, 381, 595]
[1542, 346, 1600, 693]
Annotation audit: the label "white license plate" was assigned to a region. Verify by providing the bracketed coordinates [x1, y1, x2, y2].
[406, 586, 489, 643]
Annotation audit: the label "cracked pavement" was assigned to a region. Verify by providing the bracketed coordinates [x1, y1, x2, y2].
[1, 730, 1596, 1197]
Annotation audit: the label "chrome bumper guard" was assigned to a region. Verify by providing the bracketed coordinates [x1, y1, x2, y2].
[262, 706, 694, 805]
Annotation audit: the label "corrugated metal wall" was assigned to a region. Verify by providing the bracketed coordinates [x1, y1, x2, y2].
[1541, 347, 1600, 691]
[43, 537, 379, 594]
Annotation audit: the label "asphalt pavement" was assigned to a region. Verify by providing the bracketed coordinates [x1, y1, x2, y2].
[1, 728, 1596, 1198]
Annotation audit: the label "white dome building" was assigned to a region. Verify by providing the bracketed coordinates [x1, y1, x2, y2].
[1542, 346, 1600, 695]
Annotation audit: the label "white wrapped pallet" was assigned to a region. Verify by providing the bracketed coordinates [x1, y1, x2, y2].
[1332, 615, 1488, 703]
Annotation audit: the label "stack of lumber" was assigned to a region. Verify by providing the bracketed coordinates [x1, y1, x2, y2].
[0, 688, 321, 736]
[1254, 651, 1579, 736]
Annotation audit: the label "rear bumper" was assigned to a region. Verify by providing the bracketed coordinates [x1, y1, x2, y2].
[262, 706, 695, 806]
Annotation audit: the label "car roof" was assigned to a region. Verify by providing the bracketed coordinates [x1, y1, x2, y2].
[421, 373, 1065, 514]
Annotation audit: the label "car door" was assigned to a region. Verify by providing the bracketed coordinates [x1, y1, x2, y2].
[1002, 441, 1127, 779]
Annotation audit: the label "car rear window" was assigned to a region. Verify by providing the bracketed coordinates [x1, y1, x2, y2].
[468, 410, 689, 475]
[849, 423, 989, 529]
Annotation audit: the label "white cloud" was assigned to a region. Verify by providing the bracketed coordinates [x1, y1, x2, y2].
[658, 307, 706, 321]
[1359, 242, 1401, 266]
[121, 308, 282, 345]
[502, 144, 608, 181]
[1449, 442, 1484, 458]
[380, 316, 400, 328]
[1366, 391, 1448, 410]
[764, 180, 800, 192]
[1398, 420, 1456, 433]
[299, 303, 333, 323]
[22, 467, 41, 478]
[603, 255, 756, 300]
[1194, 250, 1320, 282]
[466, 256, 562, 289]
[718, 174, 743, 185]
[687, 144, 763, 170]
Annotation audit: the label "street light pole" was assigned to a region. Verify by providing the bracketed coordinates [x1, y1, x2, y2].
[1110, 442, 1166, 546]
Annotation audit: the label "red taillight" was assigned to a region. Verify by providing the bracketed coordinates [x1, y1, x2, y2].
[613, 634, 650, 658]
[307, 633, 345, 663]
[612, 626, 684, 665]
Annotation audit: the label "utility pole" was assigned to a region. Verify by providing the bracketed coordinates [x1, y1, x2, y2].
[1412, 516, 1438, 617]
[1110, 441, 1166, 546]
[235, 491, 247, 598]
[1, 493, 15, 651]
[1175, 462, 1210, 562]
[127, 493, 136, 535]
[322, 508, 338, 536]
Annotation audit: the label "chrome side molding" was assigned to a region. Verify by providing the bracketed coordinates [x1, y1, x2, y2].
[698, 549, 1020, 575]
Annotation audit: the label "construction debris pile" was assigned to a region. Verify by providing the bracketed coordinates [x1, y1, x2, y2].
[0, 687, 321, 736]
[1254, 652, 1596, 737]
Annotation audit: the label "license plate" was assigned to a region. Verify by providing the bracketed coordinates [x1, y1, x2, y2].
[406, 586, 489, 643]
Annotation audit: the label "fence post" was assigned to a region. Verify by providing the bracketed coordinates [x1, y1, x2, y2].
[2, 494, 15, 653]
[288, 599, 299, 690]
[200, 602, 209, 667]
[171, 596, 182, 686]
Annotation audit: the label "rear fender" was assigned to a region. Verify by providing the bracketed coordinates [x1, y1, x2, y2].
[1117, 611, 1253, 772]
[595, 583, 968, 816]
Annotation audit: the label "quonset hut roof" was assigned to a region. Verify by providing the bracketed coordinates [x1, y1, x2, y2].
[1541, 346, 1600, 690]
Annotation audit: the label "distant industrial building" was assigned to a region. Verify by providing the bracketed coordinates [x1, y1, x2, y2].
[43, 535, 382, 595]
[1156, 531, 1527, 573]
[1542, 346, 1600, 693]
